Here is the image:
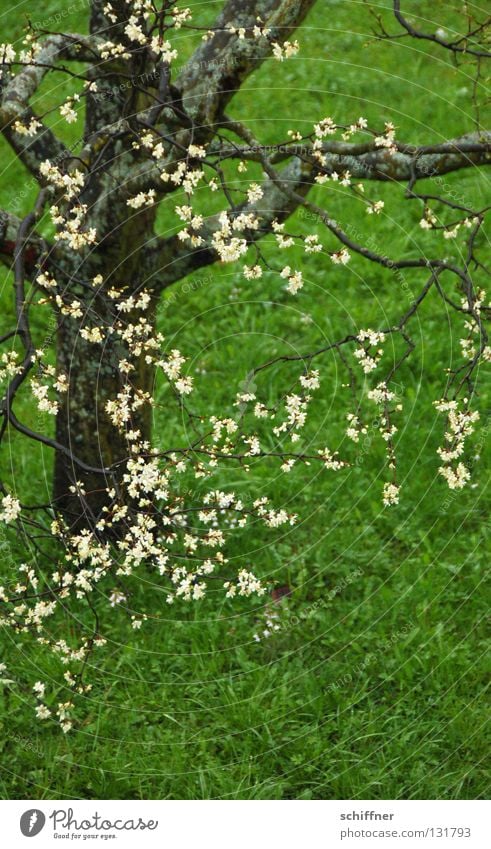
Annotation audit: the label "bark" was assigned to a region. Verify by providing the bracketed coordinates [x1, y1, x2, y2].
[53, 301, 155, 529]
[52, 189, 158, 528]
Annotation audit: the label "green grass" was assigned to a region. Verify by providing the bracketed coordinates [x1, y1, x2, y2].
[0, 1, 490, 799]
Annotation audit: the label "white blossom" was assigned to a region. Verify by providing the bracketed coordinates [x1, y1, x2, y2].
[382, 482, 400, 506]
[0, 494, 21, 523]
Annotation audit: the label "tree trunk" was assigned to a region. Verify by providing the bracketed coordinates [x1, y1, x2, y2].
[53, 229, 155, 529]
[50, 159, 159, 529]
[53, 291, 156, 530]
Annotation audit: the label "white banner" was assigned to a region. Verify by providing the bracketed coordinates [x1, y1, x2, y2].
[1, 799, 488, 848]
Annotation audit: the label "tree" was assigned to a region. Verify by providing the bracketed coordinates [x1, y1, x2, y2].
[0, 1, 489, 731]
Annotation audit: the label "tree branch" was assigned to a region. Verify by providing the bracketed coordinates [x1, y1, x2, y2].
[142, 152, 312, 290]
[175, 0, 316, 126]
[0, 34, 98, 174]
[215, 129, 491, 180]
[0, 208, 45, 276]
[392, 1, 491, 58]
[143, 127, 491, 290]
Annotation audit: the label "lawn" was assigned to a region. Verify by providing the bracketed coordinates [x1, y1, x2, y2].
[0, 0, 489, 799]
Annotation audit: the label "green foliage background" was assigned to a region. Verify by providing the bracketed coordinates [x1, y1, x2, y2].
[0, 0, 489, 799]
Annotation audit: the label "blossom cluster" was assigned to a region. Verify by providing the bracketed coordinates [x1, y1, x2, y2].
[435, 398, 479, 489]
